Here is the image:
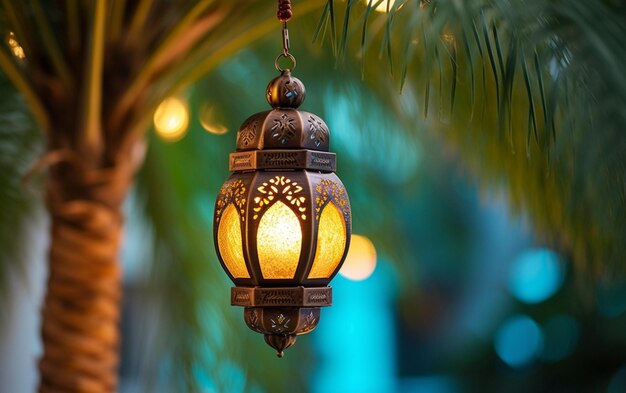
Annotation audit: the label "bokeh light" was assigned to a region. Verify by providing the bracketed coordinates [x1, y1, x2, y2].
[153, 97, 189, 142]
[540, 314, 579, 362]
[199, 104, 229, 135]
[363, 0, 397, 12]
[339, 234, 377, 281]
[495, 315, 543, 368]
[8, 32, 25, 59]
[508, 248, 563, 304]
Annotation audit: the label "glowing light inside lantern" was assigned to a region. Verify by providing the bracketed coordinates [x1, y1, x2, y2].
[217, 204, 250, 278]
[308, 202, 347, 279]
[257, 201, 302, 279]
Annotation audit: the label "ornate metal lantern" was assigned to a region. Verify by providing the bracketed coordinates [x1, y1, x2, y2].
[213, 68, 352, 356]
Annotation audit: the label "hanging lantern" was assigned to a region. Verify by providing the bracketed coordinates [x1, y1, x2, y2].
[213, 0, 351, 357]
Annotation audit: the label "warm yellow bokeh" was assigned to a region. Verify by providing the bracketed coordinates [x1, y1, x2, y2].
[217, 204, 250, 278]
[339, 234, 377, 281]
[364, 0, 397, 12]
[8, 32, 25, 59]
[153, 97, 189, 141]
[257, 201, 302, 279]
[199, 104, 229, 135]
[308, 202, 347, 279]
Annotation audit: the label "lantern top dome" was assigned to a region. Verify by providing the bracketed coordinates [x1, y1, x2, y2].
[235, 71, 331, 152]
[266, 70, 306, 109]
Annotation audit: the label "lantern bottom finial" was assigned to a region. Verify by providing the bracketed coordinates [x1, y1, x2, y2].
[264, 334, 297, 357]
[233, 286, 332, 357]
[242, 306, 322, 357]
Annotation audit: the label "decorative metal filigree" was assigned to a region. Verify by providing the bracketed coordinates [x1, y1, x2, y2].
[307, 115, 328, 148]
[271, 113, 297, 144]
[215, 179, 247, 222]
[314, 179, 349, 220]
[248, 309, 259, 330]
[270, 313, 291, 333]
[253, 176, 306, 220]
[302, 311, 317, 332]
[238, 117, 258, 147]
[259, 290, 296, 305]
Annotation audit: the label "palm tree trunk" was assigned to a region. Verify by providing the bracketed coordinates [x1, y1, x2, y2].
[38, 159, 134, 393]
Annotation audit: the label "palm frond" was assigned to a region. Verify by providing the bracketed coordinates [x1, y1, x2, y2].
[65, 0, 80, 51]
[127, 0, 154, 38]
[0, 44, 49, 132]
[322, 0, 626, 275]
[0, 76, 42, 308]
[79, 0, 106, 155]
[31, 0, 73, 90]
[0, 1, 35, 58]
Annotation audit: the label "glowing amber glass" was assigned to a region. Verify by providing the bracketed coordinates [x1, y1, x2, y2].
[257, 201, 302, 279]
[217, 204, 250, 278]
[307, 202, 347, 279]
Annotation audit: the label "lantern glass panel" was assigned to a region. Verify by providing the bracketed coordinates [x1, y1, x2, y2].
[307, 202, 347, 279]
[217, 204, 250, 278]
[257, 201, 302, 279]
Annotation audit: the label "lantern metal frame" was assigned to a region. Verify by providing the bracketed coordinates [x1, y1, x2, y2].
[213, 70, 351, 356]
[214, 170, 351, 287]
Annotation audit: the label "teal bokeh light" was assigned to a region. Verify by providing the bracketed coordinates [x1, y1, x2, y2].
[312, 263, 396, 393]
[508, 248, 564, 304]
[494, 315, 543, 368]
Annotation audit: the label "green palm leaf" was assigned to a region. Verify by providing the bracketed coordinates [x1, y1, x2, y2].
[324, 0, 626, 276]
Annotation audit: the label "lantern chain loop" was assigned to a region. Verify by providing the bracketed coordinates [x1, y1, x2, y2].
[275, 0, 296, 71]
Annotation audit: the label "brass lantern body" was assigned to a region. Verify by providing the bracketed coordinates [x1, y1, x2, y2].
[214, 71, 351, 356]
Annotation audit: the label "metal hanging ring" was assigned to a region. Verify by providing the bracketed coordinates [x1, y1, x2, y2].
[274, 52, 296, 72]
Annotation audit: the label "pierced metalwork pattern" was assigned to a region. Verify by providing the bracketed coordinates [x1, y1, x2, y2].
[216, 180, 247, 222]
[238, 117, 258, 147]
[314, 179, 349, 221]
[231, 287, 332, 307]
[307, 115, 329, 148]
[232, 290, 250, 304]
[253, 176, 307, 220]
[271, 113, 297, 144]
[307, 289, 330, 304]
[259, 290, 297, 305]
[270, 313, 291, 333]
[283, 83, 301, 103]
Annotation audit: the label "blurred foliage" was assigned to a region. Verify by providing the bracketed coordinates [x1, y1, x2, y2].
[326, 0, 626, 277]
[0, 75, 41, 307]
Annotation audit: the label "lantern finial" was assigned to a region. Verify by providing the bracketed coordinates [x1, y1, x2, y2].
[266, 70, 306, 109]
